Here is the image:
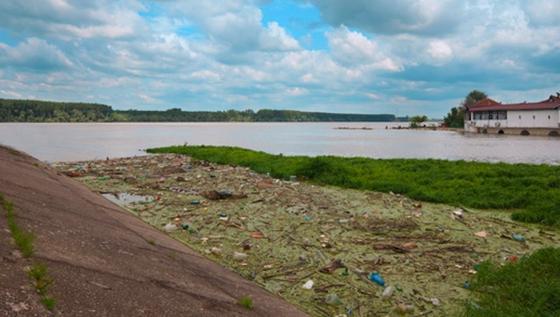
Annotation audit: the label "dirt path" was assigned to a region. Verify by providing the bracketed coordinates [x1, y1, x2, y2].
[0, 145, 307, 316]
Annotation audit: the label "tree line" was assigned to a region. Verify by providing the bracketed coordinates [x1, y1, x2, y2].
[0, 99, 396, 122]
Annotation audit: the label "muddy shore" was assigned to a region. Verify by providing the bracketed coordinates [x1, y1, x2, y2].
[55, 153, 560, 316]
[0, 145, 306, 316]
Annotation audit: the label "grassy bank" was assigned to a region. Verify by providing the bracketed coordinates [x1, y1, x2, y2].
[465, 247, 560, 316]
[147, 145, 560, 225]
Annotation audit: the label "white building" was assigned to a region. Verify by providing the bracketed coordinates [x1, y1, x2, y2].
[464, 94, 560, 136]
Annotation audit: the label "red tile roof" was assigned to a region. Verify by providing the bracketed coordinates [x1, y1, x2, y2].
[467, 95, 560, 112]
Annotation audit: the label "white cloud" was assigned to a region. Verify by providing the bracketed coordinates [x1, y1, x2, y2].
[427, 40, 453, 62]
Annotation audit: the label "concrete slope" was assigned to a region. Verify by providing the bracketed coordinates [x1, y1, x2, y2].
[0, 146, 307, 317]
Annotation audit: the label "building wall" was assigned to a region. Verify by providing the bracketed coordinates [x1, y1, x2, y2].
[507, 110, 559, 128]
[465, 109, 560, 130]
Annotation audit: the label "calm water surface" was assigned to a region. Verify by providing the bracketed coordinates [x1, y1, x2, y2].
[0, 122, 559, 164]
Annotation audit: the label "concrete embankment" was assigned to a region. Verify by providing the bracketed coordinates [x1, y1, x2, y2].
[0, 145, 306, 316]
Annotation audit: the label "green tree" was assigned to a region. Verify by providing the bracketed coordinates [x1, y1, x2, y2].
[463, 90, 488, 108]
[444, 90, 487, 128]
[409, 115, 428, 128]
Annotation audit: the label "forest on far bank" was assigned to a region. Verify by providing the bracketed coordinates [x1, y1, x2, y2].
[0, 99, 396, 122]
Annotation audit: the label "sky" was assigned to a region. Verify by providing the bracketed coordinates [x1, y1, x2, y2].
[0, 0, 559, 117]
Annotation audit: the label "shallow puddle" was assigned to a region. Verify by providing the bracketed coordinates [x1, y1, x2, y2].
[102, 192, 153, 206]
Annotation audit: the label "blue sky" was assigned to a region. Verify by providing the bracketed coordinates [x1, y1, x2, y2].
[0, 0, 559, 117]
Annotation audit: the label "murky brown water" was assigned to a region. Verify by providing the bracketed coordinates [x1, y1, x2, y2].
[1, 122, 559, 164]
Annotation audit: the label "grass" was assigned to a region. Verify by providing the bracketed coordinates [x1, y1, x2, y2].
[147, 145, 560, 225]
[238, 295, 254, 310]
[1, 193, 55, 311]
[28, 263, 56, 311]
[464, 247, 560, 317]
[1, 193, 34, 257]
[41, 296, 56, 311]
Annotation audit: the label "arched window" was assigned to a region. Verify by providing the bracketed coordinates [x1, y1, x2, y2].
[533, 115, 536, 120]
[519, 115, 522, 119]
[548, 115, 551, 120]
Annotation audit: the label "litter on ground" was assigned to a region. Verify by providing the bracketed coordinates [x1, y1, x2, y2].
[54, 154, 560, 316]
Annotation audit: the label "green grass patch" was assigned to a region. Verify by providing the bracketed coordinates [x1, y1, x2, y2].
[1, 193, 34, 257]
[41, 296, 56, 311]
[147, 145, 560, 225]
[464, 247, 560, 317]
[1, 193, 55, 311]
[28, 262, 56, 311]
[237, 295, 254, 310]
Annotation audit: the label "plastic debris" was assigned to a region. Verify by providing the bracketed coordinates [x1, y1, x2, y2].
[163, 223, 178, 232]
[430, 298, 441, 306]
[452, 209, 464, 219]
[401, 242, 417, 250]
[395, 303, 414, 314]
[54, 153, 560, 317]
[233, 252, 248, 261]
[382, 286, 395, 299]
[506, 255, 518, 263]
[474, 231, 488, 238]
[325, 293, 342, 306]
[320, 259, 344, 274]
[302, 280, 314, 289]
[368, 272, 385, 287]
[512, 233, 526, 242]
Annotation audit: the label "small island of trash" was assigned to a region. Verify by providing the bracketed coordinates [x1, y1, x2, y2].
[54, 151, 560, 316]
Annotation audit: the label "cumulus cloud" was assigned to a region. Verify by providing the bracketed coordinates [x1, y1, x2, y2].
[327, 26, 402, 74]
[306, 0, 463, 35]
[0, 0, 558, 117]
[0, 38, 73, 71]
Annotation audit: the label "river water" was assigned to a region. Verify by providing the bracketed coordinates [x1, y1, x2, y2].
[0, 122, 559, 164]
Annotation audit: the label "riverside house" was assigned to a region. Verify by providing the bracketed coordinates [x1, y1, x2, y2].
[464, 94, 560, 136]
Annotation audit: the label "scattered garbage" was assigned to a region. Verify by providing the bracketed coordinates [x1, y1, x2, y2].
[320, 259, 345, 274]
[395, 303, 414, 314]
[511, 233, 526, 242]
[102, 192, 152, 206]
[368, 272, 385, 287]
[233, 252, 248, 261]
[302, 280, 314, 290]
[430, 297, 441, 306]
[452, 209, 464, 220]
[474, 231, 488, 238]
[325, 293, 342, 306]
[382, 285, 395, 299]
[54, 154, 560, 317]
[163, 223, 178, 232]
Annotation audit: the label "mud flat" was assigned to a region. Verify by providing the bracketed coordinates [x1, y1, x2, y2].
[0, 145, 305, 316]
[55, 154, 560, 316]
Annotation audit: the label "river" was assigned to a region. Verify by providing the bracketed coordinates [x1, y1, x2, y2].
[1, 122, 559, 164]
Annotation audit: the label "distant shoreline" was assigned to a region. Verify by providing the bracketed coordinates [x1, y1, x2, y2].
[1, 98, 400, 123]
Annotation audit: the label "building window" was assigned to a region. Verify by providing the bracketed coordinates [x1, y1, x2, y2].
[533, 115, 536, 120]
[519, 115, 522, 119]
[549, 115, 551, 120]
[497, 111, 507, 120]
